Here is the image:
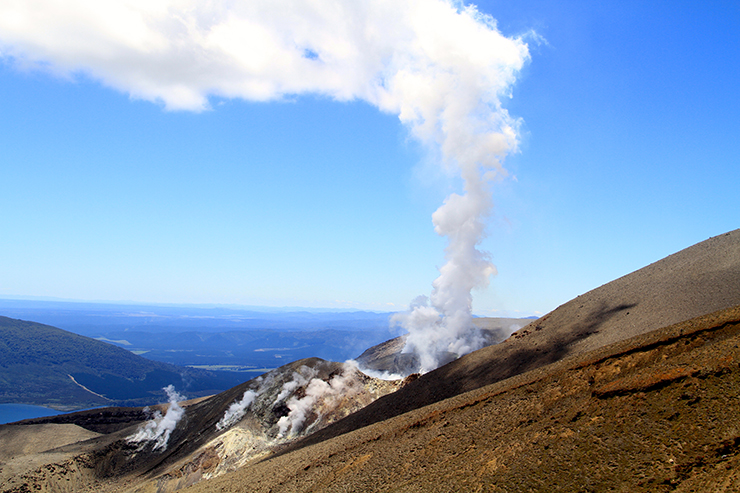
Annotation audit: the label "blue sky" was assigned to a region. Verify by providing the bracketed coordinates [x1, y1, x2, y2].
[1, 1, 738, 317]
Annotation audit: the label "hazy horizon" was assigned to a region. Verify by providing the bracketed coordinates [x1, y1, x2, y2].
[0, 295, 540, 319]
[1, 1, 737, 321]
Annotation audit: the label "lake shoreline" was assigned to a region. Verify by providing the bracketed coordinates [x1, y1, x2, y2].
[0, 403, 64, 425]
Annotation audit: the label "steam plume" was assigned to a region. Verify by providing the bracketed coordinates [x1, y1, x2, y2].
[275, 364, 363, 438]
[346, 359, 404, 381]
[0, 1, 529, 372]
[128, 385, 186, 451]
[217, 389, 258, 431]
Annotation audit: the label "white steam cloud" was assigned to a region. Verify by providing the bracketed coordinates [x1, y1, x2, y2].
[215, 363, 385, 438]
[346, 359, 404, 381]
[0, 0, 529, 373]
[128, 385, 186, 451]
[274, 366, 318, 404]
[216, 389, 258, 431]
[275, 365, 363, 438]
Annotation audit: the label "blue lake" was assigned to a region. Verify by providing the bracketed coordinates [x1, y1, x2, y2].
[0, 404, 64, 425]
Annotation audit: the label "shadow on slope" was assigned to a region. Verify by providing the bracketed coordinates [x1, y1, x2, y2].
[285, 229, 740, 453]
[197, 304, 740, 493]
[1, 357, 405, 492]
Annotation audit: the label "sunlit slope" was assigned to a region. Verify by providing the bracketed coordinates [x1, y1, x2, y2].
[294, 229, 740, 449]
[3, 230, 740, 492]
[0, 317, 243, 409]
[186, 305, 740, 492]
[0, 358, 405, 492]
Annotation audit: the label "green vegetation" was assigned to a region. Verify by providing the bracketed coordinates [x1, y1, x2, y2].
[0, 316, 245, 410]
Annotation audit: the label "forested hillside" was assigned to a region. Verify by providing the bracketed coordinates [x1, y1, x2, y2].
[0, 316, 243, 410]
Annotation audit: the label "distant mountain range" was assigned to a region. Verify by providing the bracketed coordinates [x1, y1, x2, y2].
[2, 229, 740, 492]
[0, 301, 401, 370]
[0, 300, 398, 333]
[0, 317, 245, 410]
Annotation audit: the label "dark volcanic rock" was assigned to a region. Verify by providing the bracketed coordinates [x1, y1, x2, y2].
[17, 407, 150, 434]
[4, 230, 740, 493]
[355, 317, 523, 375]
[186, 304, 740, 493]
[292, 229, 740, 450]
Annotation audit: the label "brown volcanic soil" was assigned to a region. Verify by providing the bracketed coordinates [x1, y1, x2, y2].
[0, 424, 101, 461]
[3, 230, 739, 492]
[0, 359, 402, 493]
[184, 305, 740, 492]
[293, 230, 740, 449]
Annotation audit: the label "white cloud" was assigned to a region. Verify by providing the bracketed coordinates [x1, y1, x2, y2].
[0, 0, 530, 373]
[0, 1, 527, 113]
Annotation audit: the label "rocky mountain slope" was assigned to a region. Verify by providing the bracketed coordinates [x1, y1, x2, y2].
[1, 229, 739, 492]
[187, 304, 740, 492]
[298, 229, 740, 447]
[0, 358, 405, 492]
